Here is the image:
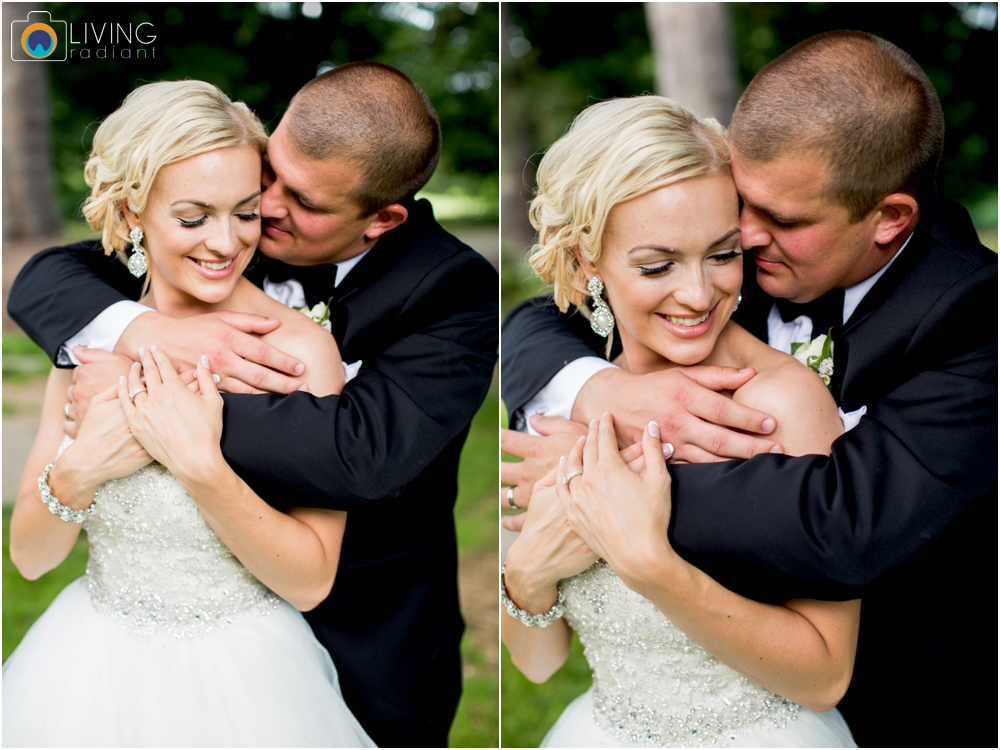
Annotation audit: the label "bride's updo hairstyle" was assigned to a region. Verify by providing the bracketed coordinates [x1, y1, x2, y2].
[528, 96, 730, 315]
[83, 80, 268, 263]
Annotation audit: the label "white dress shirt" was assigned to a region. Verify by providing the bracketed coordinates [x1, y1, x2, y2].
[519, 235, 912, 434]
[58, 248, 372, 366]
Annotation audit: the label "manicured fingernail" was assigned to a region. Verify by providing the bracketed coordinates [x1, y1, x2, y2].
[150, 344, 157, 352]
[602, 411, 609, 418]
[213, 374, 221, 384]
[200, 355, 210, 368]
[132, 361, 140, 368]
[297, 384, 309, 392]
[119, 376, 125, 384]
[762, 418, 776, 432]
[589, 419, 597, 428]
[769, 444, 784, 454]
[559, 456, 566, 466]
[576, 435, 586, 443]
[294, 363, 305, 376]
[662, 443, 674, 459]
[648, 421, 660, 439]
[138, 347, 145, 356]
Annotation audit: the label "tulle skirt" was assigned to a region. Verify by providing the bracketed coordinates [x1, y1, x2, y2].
[2, 578, 376, 747]
[542, 687, 857, 748]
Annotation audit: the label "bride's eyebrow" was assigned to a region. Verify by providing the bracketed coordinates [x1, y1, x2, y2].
[628, 228, 740, 256]
[708, 228, 741, 248]
[171, 191, 262, 209]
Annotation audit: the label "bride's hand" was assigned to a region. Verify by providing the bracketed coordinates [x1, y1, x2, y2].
[503, 468, 598, 613]
[555, 412, 677, 590]
[118, 346, 224, 483]
[47, 383, 152, 507]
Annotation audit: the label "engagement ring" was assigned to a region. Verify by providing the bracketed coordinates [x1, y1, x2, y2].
[128, 387, 147, 403]
[563, 470, 583, 486]
[64, 403, 72, 419]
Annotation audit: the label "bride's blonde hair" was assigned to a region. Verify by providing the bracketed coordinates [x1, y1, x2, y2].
[528, 96, 731, 316]
[83, 80, 268, 263]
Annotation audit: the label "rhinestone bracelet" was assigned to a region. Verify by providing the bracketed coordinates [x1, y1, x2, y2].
[38, 462, 96, 524]
[500, 563, 566, 627]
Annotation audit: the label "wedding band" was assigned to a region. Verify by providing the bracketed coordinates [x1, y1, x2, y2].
[563, 470, 583, 486]
[128, 387, 147, 403]
[64, 403, 72, 419]
[506, 486, 517, 509]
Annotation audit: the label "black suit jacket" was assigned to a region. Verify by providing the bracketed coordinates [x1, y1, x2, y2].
[9, 198, 499, 747]
[501, 200, 997, 747]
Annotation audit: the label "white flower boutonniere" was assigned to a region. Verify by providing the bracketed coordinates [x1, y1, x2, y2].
[791, 328, 834, 388]
[296, 297, 333, 332]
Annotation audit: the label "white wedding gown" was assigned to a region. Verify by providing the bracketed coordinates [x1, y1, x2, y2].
[541, 561, 856, 748]
[2, 440, 375, 748]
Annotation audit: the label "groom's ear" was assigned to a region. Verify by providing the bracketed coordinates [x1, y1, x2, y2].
[872, 193, 918, 246]
[363, 204, 408, 241]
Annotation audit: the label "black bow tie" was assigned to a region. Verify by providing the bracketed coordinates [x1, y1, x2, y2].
[774, 288, 845, 340]
[266, 261, 338, 307]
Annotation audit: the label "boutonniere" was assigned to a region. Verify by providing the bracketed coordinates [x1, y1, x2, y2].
[296, 297, 333, 332]
[791, 328, 834, 388]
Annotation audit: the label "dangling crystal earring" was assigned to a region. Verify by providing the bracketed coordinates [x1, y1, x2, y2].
[128, 226, 148, 278]
[587, 276, 615, 338]
[734, 292, 743, 313]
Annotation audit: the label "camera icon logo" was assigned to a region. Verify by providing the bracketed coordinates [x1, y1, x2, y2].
[11, 10, 66, 61]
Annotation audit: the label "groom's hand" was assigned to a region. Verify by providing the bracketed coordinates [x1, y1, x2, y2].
[501, 415, 588, 510]
[573, 366, 783, 462]
[65, 347, 134, 438]
[116, 311, 306, 394]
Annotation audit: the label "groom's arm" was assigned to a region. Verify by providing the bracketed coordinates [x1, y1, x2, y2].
[667, 262, 997, 602]
[8, 241, 143, 361]
[219, 250, 499, 510]
[8, 242, 305, 393]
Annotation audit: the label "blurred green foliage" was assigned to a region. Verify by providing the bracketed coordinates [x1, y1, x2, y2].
[505, 2, 996, 221]
[45, 2, 498, 221]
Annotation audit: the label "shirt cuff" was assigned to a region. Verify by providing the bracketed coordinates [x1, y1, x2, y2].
[518, 356, 618, 434]
[57, 300, 154, 366]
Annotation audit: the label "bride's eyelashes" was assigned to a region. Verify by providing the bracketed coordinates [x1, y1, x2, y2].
[639, 262, 674, 277]
[710, 249, 742, 264]
[177, 212, 260, 228]
[638, 250, 741, 276]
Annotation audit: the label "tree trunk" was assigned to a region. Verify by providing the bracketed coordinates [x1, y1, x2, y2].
[643, 2, 738, 125]
[500, 3, 536, 262]
[2, 2, 61, 240]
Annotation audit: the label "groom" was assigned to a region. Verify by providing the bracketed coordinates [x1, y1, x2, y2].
[9, 62, 498, 747]
[501, 32, 995, 747]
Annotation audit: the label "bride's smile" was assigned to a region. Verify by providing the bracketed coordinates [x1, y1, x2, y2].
[125, 145, 263, 315]
[579, 171, 743, 373]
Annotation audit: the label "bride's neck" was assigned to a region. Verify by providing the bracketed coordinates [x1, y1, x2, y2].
[140, 275, 248, 319]
[613, 330, 682, 376]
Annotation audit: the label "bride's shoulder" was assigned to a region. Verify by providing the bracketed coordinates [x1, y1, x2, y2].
[726, 328, 843, 456]
[232, 280, 345, 396]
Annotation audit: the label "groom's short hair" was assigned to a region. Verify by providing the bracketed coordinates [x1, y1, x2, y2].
[284, 62, 441, 216]
[730, 31, 944, 222]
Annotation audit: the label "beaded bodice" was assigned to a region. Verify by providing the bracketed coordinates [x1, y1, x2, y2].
[562, 561, 800, 747]
[79, 447, 279, 638]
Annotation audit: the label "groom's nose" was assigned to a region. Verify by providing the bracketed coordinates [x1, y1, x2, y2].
[260, 178, 288, 222]
[739, 206, 773, 252]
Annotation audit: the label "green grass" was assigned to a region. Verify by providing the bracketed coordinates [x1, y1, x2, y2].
[501, 635, 592, 748]
[2, 333, 51, 379]
[2, 507, 89, 661]
[450, 383, 501, 747]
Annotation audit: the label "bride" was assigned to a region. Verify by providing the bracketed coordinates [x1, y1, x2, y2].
[502, 97, 857, 747]
[3, 81, 374, 747]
